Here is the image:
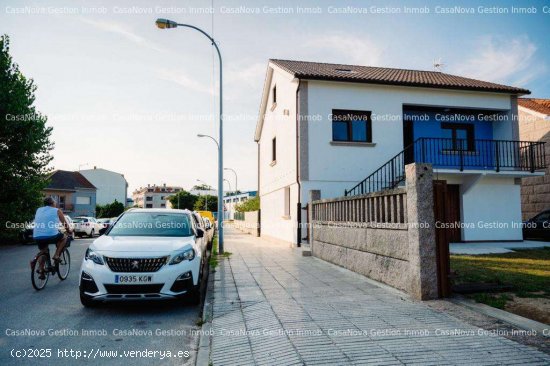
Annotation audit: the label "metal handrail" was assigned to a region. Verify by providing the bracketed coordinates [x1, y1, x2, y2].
[345, 138, 546, 196]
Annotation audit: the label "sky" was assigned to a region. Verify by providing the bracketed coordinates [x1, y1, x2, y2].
[1, 0, 549, 194]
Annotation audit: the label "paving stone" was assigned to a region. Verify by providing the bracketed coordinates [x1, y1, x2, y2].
[208, 228, 550, 366]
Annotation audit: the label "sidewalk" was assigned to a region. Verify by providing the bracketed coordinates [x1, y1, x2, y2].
[207, 228, 549, 365]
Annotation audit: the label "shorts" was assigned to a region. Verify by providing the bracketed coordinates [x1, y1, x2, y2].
[35, 232, 64, 250]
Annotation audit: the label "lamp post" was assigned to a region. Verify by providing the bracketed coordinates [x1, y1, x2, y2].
[224, 168, 238, 194]
[157, 18, 224, 253]
[224, 179, 232, 194]
[196, 179, 209, 210]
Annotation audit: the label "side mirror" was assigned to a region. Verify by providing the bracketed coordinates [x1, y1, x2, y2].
[196, 228, 204, 238]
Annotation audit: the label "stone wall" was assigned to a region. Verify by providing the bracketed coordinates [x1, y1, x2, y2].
[233, 211, 260, 237]
[309, 163, 439, 300]
[519, 110, 550, 220]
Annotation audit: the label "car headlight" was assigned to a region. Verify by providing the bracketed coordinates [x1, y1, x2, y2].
[85, 248, 104, 265]
[169, 248, 195, 265]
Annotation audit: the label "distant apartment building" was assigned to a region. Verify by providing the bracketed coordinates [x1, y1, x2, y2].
[79, 167, 128, 206]
[223, 191, 258, 219]
[518, 98, 550, 220]
[43, 170, 97, 217]
[132, 184, 183, 208]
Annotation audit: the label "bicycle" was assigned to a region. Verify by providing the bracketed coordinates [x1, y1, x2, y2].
[30, 235, 72, 291]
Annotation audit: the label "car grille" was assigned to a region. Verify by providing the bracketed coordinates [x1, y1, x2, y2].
[104, 284, 164, 294]
[104, 256, 168, 273]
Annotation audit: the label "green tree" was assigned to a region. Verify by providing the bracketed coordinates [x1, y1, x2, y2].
[0, 35, 53, 242]
[96, 200, 125, 218]
[193, 195, 217, 211]
[235, 196, 260, 212]
[192, 184, 212, 191]
[168, 191, 197, 210]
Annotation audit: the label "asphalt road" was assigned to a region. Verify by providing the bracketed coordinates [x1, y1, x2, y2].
[0, 238, 202, 366]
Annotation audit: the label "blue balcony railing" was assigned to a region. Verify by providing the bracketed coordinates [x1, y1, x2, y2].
[345, 138, 546, 196]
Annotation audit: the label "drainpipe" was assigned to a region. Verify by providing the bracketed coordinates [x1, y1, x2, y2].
[296, 80, 302, 247]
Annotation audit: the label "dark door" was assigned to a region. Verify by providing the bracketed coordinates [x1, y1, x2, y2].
[446, 185, 461, 242]
[433, 180, 451, 297]
[403, 119, 414, 164]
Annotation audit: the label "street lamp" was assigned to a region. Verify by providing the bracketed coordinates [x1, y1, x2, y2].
[224, 179, 232, 194]
[224, 168, 238, 194]
[157, 18, 225, 253]
[197, 134, 219, 148]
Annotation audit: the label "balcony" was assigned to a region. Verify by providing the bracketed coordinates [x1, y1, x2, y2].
[408, 138, 546, 173]
[345, 138, 546, 196]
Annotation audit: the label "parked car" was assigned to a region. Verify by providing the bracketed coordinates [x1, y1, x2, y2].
[196, 211, 216, 228]
[523, 210, 550, 241]
[73, 216, 102, 238]
[21, 215, 74, 243]
[202, 217, 214, 248]
[79, 208, 206, 307]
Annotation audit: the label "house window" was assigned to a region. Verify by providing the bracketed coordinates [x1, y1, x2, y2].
[441, 123, 475, 151]
[75, 196, 90, 205]
[146, 196, 152, 201]
[284, 186, 290, 217]
[160, 203, 166, 208]
[272, 137, 277, 163]
[332, 109, 372, 142]
[59, 196, 66, 210]
[272, 85, 277, 104]
[145, 204, 153, 208]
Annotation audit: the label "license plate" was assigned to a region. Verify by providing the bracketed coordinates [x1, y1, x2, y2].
[114, 275, 153, 284]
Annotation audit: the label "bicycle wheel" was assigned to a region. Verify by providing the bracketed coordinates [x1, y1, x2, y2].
[57, 248, 71, 280]
[31, 253, 49, 291]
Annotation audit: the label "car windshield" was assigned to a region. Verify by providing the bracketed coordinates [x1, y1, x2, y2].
[72, 218, 83, 223]
[108, 212, 193, 237]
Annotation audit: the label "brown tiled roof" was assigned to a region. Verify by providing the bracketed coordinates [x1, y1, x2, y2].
[518, 98, 550, 116]
[46, 170, 96, 190]
[270, 59, 530, 95]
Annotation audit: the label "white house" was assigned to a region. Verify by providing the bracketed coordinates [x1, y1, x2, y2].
[255, 59, 546, 246]
[132, 184, 183, 209]
[79, 167, 128, 206]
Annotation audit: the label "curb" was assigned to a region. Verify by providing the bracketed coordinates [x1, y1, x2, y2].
[195, 264, 215, 365]
[450, 296, 549, 337]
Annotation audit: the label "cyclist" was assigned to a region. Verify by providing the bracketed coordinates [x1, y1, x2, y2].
[33, 197, 73, 279]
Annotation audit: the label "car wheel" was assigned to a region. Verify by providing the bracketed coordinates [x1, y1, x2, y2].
[88, 229, 94, 238]
[80, 290, 98, 308]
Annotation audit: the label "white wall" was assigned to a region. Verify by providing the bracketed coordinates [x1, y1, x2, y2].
[302, 81, 512, 202]
[258, 66, 299, 244]
[80, 168, 127, 206]
[439, 174, 522, 241]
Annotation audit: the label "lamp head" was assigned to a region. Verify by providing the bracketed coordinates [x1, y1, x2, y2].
[156, 19, 178, 29]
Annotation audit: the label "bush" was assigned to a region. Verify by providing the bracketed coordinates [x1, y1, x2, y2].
[96, 200, 125, 218]
[235, 196, 259, 213]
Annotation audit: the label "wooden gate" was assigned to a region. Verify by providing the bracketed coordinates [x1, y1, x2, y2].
[433, 180, 452, 297]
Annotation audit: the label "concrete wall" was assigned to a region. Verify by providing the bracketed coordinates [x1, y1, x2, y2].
[310, 163, 439, 300]
[519, 109, 550, 220]
[233, 211, 260, 237]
